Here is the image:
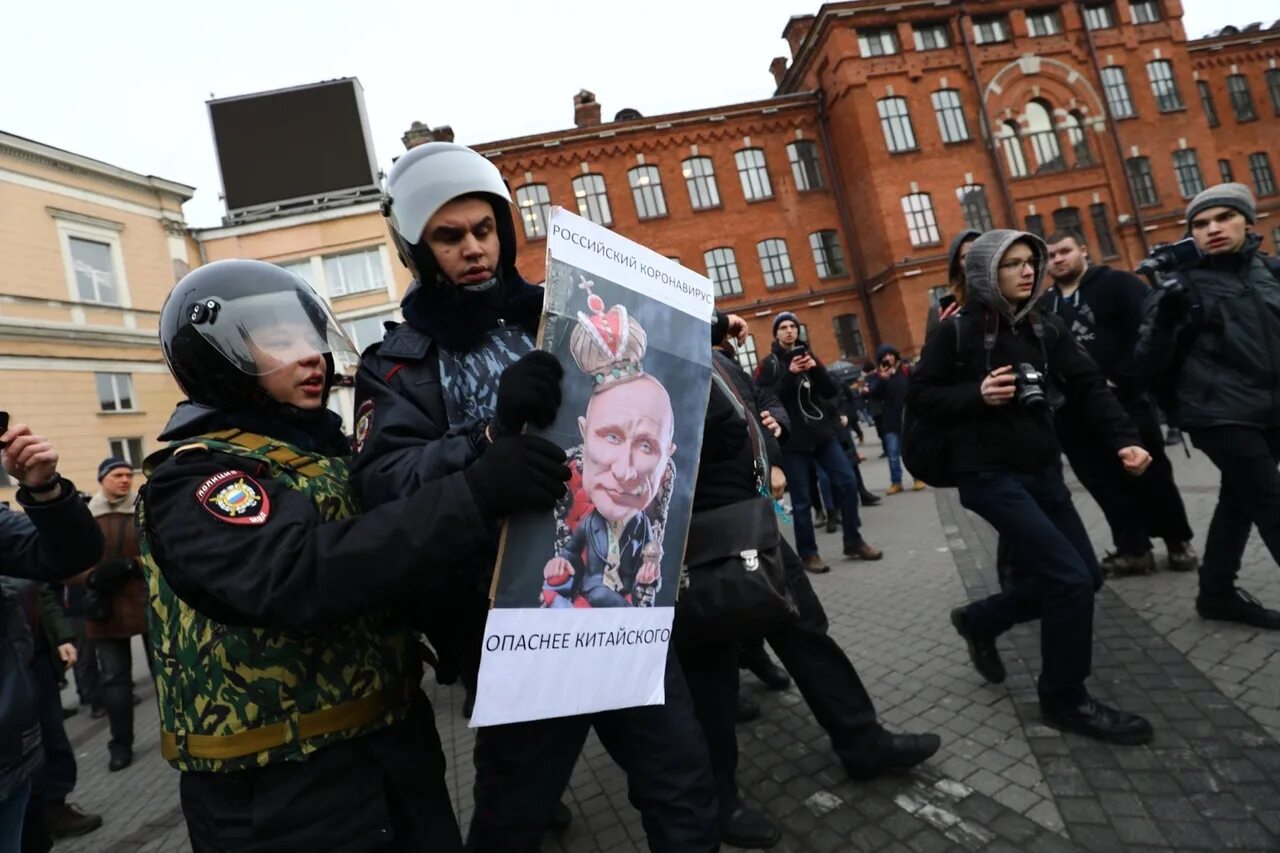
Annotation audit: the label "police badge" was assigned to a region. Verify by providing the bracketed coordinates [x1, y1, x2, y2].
[196, 470, 271, 525]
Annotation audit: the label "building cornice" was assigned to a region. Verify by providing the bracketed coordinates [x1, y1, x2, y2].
[472, 93, 820, 159]
[0, 319, 158, 347]
[0, 131, 194, 200]
[190, 201, 384, 239]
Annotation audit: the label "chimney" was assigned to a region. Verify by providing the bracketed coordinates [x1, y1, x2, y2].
[782, 15, 816, 58]
[401, 120, 455, 150]
[769, 57, 789, 87]
[574, 90, 601, 128]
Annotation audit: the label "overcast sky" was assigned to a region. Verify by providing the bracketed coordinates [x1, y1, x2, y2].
[3, 0, 1272, 227]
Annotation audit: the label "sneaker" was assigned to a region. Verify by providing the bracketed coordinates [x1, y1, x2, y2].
[1164, 428, 1184, 447]
[45, 802, 103, 839]
[802, 554, 830, 574]
[1041, 697, 1153, 745]
[912, 480, 926, 491]
[1196, 588, 1280, 630]
[844, 541, 883, 560]
[1100, 551, 1156, 577]
[886, 483, 904, 495]
[950, 607, 1006, 684]
[1166, 541, 1199, 573]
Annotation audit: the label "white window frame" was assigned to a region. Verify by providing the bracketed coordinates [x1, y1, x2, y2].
[1130, 0, 1161, 24]
[95, 372, 136, 413]
[1026, 8, 1062, 37]
[107, 437, 145, 469]
[322, 247, 386, 299]
[53, 214, 132, 321]
[857, 27, 900, 57]
[913, 22, 950, 51]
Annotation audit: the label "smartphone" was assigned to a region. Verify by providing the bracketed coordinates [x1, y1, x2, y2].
[789, 344, 809, 360]
[937, 293, 957, 313]
[0, 412, 8, 448]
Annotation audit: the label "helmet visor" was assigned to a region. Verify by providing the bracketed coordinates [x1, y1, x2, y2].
[186, 288, 359, 377]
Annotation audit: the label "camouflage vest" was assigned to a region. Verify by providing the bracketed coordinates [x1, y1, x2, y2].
[137, 429, 412, 773]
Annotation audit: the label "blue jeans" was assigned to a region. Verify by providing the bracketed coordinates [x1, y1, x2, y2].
[958, 468, 1101, 707]
[0, 781, 30, 851]
[782, 438, 863, 559]
[883, 431, 903, 486]
[814, 463, 835, 515]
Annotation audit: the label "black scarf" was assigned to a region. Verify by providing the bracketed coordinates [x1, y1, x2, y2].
[400, 269, 544, 353]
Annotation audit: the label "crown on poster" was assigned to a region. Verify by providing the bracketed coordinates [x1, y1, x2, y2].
[569, 275, 648, 390]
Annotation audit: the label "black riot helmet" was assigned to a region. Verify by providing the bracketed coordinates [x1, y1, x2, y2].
[160, 260, 359, 410]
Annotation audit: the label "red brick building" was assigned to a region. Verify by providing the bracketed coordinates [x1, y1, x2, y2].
[405, 1, 1280, 367]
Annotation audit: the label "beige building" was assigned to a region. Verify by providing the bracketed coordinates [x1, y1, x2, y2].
[0, 131, 193, 504]
[191, 203, 410, 424]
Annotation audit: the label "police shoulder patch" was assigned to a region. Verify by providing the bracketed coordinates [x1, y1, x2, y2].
[353, 400, 374, 454]
[196, 470, 270, 525]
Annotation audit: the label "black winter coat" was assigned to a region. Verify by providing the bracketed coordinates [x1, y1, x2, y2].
[908, 305, 1140, 475]
[1043, 264, 1149, 400]
[1135, 235, 1280, 429]
[1, 481, 103, 800]
[755, 343, 839, 453]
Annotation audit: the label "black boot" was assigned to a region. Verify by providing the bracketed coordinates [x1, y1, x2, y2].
[722, 805, 781, 849]
[1196, 587, 1280, 630]
[844, 732, 942, 779]
[547, 800, 572, 832]
[1040, 697, 1153, 745]
[740, 648, 791, 691]
[736, 694, 761, 724]
[950, 607, 1006, 684]
[860, 490, 881, 507]
[108, 744, 132, 772]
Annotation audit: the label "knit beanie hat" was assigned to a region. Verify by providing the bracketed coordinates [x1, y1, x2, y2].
[97, 457, 132, 481]
[772, 311, 799, 337]
[1186, 182, 1256, 230]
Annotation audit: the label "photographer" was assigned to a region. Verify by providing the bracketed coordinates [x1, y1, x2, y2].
[66, 459, 147, 772]
[1135, 183, 1280, 630]
[756, 312, 881, 573]
[0, 423, 104, 848]
[909, 230, 1155, 745]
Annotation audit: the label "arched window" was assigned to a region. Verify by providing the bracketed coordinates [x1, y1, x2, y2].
[628, 166, 667, 219]
[1025, 100, 1064, 173]
[1063, 111, 1093, 166]
[515, 183, 552, 238]
[998, 122, 1028, 178]
[571, 174, 612, 226]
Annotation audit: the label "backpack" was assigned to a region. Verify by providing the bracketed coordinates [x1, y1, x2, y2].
[902, 309, 1058, 487]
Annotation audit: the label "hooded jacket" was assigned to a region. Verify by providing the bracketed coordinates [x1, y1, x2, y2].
[1135, 233, 1280, 429]
[926, 229, 982, 340]
[1044, 264, 1150, 400]
[866, 343, 911, 434]
[908, 230, 1139, 474]
[0, 480, 103, 801]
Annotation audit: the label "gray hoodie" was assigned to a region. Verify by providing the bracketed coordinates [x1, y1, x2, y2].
[963, 230, 1051, 325]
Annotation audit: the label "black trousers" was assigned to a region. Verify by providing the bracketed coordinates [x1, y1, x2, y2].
[181, 703, 460, 853]
[70, 617, 100, 708]
[677, 640, 740, 823]
[21, 656, 78, 853]
[1189, 425, 1280, 596]
[1058, 399, 1193, 555]
[96, 636, 138, 754]
[960, 468, 1101, 707]
[466, 647, 719, 853]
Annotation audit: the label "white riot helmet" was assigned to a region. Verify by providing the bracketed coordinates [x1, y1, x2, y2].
[381, 142, 517, 283]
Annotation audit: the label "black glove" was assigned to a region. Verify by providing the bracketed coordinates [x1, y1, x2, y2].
[89, 557, 136, 592]
[1154, 285, 1188, 329]
[494, 351, 563, 437]
[466, 434, 570, 518]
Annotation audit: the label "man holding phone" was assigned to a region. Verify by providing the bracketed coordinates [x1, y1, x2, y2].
[866, 344, 923, 494]
[756, 312, 882, 573]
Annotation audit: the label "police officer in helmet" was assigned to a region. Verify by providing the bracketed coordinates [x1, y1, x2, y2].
[353, 142, 720, 852]
[139, 259, 529, 851]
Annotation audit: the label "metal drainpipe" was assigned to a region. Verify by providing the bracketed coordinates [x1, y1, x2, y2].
[959, 13, 1019, 229]
[816, 89, 883, 348]
[1076, 0, 1151, 255]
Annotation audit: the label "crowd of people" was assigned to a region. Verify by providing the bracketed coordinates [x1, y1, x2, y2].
[0, 138, 1278, 852]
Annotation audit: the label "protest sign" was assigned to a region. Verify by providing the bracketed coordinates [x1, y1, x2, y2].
[470, 207, 714, 727]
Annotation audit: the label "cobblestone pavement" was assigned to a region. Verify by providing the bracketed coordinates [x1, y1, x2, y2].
[50, 438, 1280, 851]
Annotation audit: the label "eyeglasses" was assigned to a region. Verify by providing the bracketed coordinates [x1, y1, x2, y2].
[997, 258, 1037, 272]
[879, 361, 893, 368]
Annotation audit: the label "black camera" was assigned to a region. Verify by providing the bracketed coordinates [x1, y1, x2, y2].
[1014, 363, 1048, 409]
[1136, 238, 1203, 282]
